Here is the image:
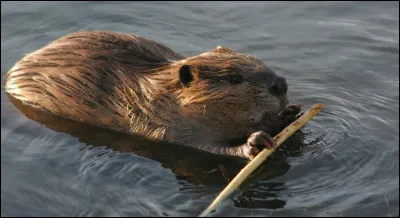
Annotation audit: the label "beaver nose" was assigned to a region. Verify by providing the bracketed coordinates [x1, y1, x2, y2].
[268, 76, 288, 96]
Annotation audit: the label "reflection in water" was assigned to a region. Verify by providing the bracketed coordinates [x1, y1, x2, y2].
[8, 94, 306, 209]
[234, 182, 287, 209]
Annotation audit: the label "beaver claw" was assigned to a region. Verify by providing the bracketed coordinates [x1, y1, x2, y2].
[243, 131, 277, 159]
[278, 104, 302, 126]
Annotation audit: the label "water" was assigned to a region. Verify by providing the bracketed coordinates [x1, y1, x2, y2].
[1, 1, 399, 217]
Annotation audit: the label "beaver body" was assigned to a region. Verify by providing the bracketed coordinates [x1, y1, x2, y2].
[5, 31, 300, 160]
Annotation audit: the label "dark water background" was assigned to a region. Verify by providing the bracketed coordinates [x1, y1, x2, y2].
[1, 1, 399, 217]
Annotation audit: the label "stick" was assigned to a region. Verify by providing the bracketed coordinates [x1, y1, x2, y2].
[199, 103, 325, 217]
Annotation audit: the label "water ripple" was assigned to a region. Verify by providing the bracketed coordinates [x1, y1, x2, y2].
[1, 1, 399, 217]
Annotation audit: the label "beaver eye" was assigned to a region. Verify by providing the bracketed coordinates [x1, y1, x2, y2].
[229, 75, 243, 84]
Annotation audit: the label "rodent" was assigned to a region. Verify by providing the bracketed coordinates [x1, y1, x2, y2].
[4, 31, 301, 160]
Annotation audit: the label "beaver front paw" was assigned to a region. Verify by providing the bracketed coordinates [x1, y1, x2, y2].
[243, 131, 277, 159]
[278, 104, 303, 127]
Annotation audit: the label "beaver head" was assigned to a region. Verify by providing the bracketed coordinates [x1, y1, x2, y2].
[146, 46, 289, 141]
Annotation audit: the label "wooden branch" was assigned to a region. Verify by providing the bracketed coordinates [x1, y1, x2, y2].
[199, 103, 325, 217]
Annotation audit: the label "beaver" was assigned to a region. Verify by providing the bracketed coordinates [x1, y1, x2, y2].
[4, 31, 301, 160]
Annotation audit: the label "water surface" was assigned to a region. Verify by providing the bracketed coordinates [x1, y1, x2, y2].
[1, 1, 399, 217]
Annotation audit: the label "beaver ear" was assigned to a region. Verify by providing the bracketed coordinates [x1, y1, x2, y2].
[179, 65, 194, 87]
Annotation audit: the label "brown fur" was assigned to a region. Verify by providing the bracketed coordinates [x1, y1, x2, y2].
[4, 31, 290, 159]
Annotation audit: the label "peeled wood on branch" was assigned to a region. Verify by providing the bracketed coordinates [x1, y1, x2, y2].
[199, 103, 325, 217]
